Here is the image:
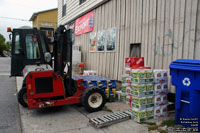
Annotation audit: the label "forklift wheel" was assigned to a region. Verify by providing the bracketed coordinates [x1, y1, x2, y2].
[17, 87, 28, 108]
[81, 87, 106, 112]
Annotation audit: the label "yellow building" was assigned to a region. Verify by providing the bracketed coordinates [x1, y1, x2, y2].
[29, 8, 57, 52]
[29, 8, 58, 42]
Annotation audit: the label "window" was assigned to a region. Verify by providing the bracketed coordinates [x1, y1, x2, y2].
[62, 0, 66, 17]
[79, 0, 86, 5]
[47, 30, 53, 38]
[25, 34, 40, 59]
[14, 34, 20, 54]
[40, 28, 54, 53]
[130, 43, 141, 57]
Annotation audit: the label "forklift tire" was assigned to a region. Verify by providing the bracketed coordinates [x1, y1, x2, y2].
[17, 87, 28, 108]
[81, 87, 106, 113]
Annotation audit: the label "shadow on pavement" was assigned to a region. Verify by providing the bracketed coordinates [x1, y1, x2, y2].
[33, 105, 71, 115]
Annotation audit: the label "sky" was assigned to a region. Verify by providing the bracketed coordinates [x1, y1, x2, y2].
[0, 0, 57, 41]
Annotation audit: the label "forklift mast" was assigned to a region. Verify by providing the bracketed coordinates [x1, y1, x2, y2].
[54, 25, 72, 79]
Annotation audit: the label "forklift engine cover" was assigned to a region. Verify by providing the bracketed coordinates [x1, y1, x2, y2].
[23, 65, 85, 109]
[23, 65, 53, 78]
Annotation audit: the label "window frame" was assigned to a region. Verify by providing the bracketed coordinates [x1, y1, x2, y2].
[79, 0, 86, 5]
[130, 43, 141, 57]
[62, 0, 67, 17]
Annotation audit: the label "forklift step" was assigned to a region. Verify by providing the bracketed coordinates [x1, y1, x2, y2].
[89, 110, 132, 128]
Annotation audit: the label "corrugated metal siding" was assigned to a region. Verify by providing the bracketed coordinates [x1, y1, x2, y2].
[195, 0, 200, 59]
[58, 0, 62, 21]
[59, 0, 200, 93]
[58, 0, 105, 25]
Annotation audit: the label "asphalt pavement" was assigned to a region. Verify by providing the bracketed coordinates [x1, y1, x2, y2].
[0, 57, 21, 133]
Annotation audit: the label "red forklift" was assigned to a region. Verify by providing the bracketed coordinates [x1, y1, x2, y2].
[8, 26, 106, 112]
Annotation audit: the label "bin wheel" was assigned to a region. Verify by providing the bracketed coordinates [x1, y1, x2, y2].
[17, 87, 28, 108]
[81, 87, 106, 112]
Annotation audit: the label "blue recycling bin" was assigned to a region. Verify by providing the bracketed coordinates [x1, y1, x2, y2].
[170, 59, 200, 131]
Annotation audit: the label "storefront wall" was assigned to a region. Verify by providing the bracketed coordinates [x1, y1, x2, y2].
[59, 0, 200, 93]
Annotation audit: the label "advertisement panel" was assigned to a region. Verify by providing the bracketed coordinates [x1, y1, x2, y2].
[75, 10, 95, 36]
[97, 31, 106, 52]
[106, 28, 116, 52]
[90, 32, 97, 52]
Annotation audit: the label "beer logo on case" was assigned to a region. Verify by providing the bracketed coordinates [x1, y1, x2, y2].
[183, 77, 191, 86]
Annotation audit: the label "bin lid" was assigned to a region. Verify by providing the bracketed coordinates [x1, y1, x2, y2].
[172, 59, 200, 65]
[169, 59, 200, 71]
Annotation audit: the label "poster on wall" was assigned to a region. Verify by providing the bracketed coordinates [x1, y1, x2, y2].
[106, 28, 116, 52]
[68, 22, 75, 45]
[75, 10, 95, 36]
[97, 31, 106, 52]
[89, 32, 97, 52]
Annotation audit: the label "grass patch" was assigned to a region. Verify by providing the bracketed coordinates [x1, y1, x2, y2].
[103, 106, 113, 113]
[161, 119, 175, 127]
[157, 128, 168, 133]
[141, 121, 156, 126]
[148, 125, 159, 131]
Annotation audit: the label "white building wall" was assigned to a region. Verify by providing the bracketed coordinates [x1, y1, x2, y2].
[58, 0, 200, 93]
[58, 0, 107, 25]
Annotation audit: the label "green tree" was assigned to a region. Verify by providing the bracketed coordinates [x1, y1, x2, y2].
[5, 42, 10, 51]
[0, 34, 5, 44]
[0, 33, 9, 55]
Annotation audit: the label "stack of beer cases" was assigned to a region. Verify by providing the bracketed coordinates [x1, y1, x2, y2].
[121, 57, 145, 104]
[153, 70, 168, 119]
[121, 57, 169, 123]
[72, 75, 116, 101]
[131, 68, 155, 123]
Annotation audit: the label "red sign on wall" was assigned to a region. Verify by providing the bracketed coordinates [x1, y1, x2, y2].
[75, 10, 95, 36]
